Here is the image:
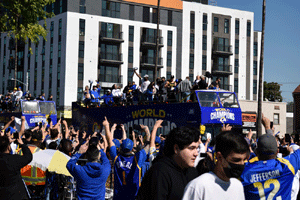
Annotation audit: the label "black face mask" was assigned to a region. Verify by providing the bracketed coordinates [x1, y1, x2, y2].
[223, 161, 245, 179]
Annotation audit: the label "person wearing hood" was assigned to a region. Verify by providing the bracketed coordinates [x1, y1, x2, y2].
[137, 126, 200, 200]
[66, 138, 111, 200]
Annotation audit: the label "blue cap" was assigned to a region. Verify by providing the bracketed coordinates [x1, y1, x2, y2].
[5, 126, 16, 134]
[113, 139, 121, 149]
[155, 136, 161, 145]
[121, 139, 133, 152]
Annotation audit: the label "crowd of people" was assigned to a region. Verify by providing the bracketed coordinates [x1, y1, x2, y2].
[83, 70, 222, 107]
[0, 87, 53, 112]
[1, 112, 300, 200]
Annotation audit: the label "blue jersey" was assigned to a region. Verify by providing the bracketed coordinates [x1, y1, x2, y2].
[110, 146, 147, 200]
[241, 150, 300, 200]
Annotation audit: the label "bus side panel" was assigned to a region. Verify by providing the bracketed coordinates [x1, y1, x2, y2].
[72, 103, 202, 135]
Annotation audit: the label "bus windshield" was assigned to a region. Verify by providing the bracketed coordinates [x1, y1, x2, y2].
[39, 102, 57, 115]
[197, 92, 220, 107]
[219, 92, 239, 108]
[22, 101, 40, 114]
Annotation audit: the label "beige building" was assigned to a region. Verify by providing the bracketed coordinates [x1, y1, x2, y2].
[239, 100, 287, 136]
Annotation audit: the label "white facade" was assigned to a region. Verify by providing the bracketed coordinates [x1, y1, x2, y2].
[181, 1, 261, 101]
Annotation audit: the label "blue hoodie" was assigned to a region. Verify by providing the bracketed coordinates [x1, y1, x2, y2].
[66, 150, 111, 200]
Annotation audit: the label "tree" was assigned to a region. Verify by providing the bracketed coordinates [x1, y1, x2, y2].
[263, 81, 283, 102]
[0, 0, 55, 88]
[256, 0, 266, 137]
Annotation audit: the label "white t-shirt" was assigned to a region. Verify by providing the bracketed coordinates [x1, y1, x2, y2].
[182, 171, 245, 200]
[141, 78, 150, 93]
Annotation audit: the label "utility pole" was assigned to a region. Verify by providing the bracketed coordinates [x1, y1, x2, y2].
[154, 0, 161, 82]
[257, 0, 266, 137]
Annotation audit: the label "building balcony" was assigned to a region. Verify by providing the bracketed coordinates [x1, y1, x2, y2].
[99, 30, 124, 43]
[212, 65, 233, 75]
[99, 52, 123, 65]
[141, 35, 164, 48]
[212, 45, 233, 56]
[140, 56, 163, 68]
[98, 74, 122, 84]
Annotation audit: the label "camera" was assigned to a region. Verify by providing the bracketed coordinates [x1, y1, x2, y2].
[205, 71, 212, 79]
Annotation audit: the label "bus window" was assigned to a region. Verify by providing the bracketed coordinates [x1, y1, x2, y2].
[219, 93, 239, 108]
[39, 102, 57, 115]
[22, 101, 39, 114]
[197, 92, 220, 107]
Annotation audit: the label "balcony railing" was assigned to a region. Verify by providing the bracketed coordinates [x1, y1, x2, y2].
[213, 65, 232, 72]
[100, 52, 122, 61]
[99, 74, 121, 83]
[213, 45, 233, 55]
[141, 56, 163, 66]
[141, 35, 163, 45]
[100, 30, 123, 40]
[220, 84, 232, 91]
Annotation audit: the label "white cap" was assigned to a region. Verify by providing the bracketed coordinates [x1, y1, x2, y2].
[107, 89, 111, 92]
[144, 74, 149, 78]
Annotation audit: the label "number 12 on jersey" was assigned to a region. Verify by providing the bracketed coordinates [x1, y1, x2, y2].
[253, 179, 282, 200]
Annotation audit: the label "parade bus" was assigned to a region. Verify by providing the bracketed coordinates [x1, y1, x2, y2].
[72, 90, 242, 138]
[0, 100, 57, 128]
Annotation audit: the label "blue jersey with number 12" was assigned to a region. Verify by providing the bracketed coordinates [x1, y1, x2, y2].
[241, 150, 300, 200]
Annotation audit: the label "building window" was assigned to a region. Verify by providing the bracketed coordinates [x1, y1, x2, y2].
[202, 55, 207, 70]
[234, 78, 238, 93]
[190, 33, 194, 49]
[59, 0, 63, 13]
[253, 80, 257, 94]
[235, 20, 239, 35]
[224, 19, 229, 34]
[254, 42, 258, 56]
[79, 19, 85, 36]
[78, 63, 84, 80]
[152, 8, 158, 24]
[189, 54, 194, 69]
[168, 10, 172, 26]
[129, 26, 134, 42]
[247, 22, 251, 37]
[190, 12, 195, 29]
[167, 31, 172, 46]
[129, 5, 135, 20]
[128, 47, 133, 63]
[143, 7, 150, 22]
[79, 41, 84, 58]
[189, 73, 194, 82]
[128, 68, 133, 83]
[214, 17, 218, 32]
[253, 61, 257, 75]
[167, 51, 172, 67]
[100, 44, 119, 60]
[235, 39, 239, 54]
[102, 0, 120, 18]
[99, 65, 119, 83]
[203, 14, 207, 30]
[202, 35, 207, 50]
[79, 0, 86, 13]
[167, 72, 172, 80]
[235, 59, 239, 74]
[274, 113, 280, 125]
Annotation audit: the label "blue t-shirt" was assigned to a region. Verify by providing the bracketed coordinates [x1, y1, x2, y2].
[110, 146, 147, 200]
[241, 149, 300, 200]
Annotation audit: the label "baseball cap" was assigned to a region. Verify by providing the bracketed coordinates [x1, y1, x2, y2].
[121, 139, 133, 153]
[107, 89, 111, 92]
[32, 131, 43, 141]
[257, 134, 278, 155]
[113, 139, 121, 149]
[5, 126, 16, 134]
[14, 88, 17, 90]
[144, 74, 149, 78]
[155, 136, 161, 146]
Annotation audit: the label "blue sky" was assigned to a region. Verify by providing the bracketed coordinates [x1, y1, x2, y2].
[218, 0, 300, 102]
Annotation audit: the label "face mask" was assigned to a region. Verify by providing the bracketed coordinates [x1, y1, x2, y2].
[223, 160, 245, 179]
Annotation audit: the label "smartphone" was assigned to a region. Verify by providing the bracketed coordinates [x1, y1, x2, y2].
[129, 127, 133, 135]
[161, 121, 168, 126]
[116, 124, 122, 129]
[133, 124, 142, 131]
[270, 122, 273, 129]
[285, 134, 291, 143]
[295, 134, 299, 143]
[39, 122, 42, 129]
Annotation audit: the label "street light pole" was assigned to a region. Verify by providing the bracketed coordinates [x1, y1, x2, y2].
[10, 78, 28, 91]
